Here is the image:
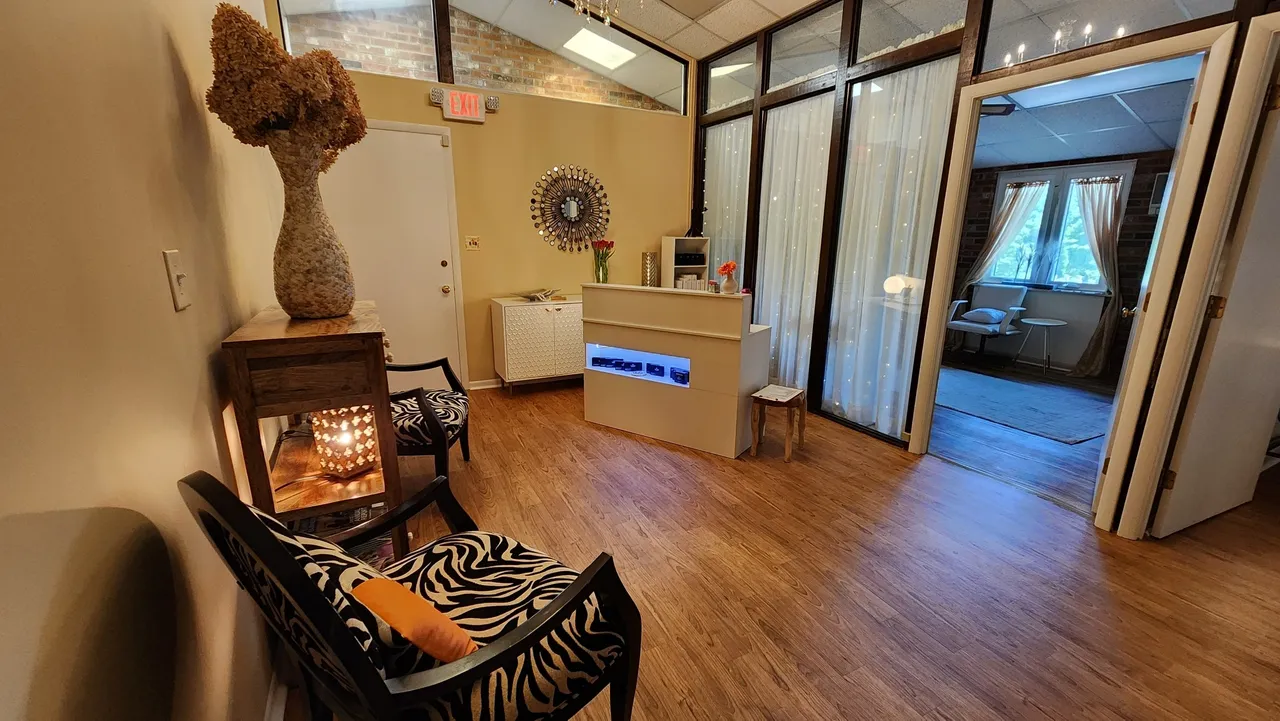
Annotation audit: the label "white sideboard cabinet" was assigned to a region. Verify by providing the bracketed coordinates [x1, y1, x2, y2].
[491, 296, 584, 386]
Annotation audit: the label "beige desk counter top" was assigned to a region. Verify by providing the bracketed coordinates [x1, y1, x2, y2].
[581, 284, 770, 457]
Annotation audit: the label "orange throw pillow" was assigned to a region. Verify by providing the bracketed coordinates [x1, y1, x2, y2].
[351, 578, 479, 663]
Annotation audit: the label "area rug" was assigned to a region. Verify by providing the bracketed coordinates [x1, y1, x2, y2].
[935, 367, 1113, 444]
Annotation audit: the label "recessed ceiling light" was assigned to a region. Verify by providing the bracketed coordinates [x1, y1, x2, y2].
[711, 63, 752, 78]
[563, 28, 635, 70]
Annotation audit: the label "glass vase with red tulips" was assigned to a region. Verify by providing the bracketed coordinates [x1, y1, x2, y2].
[591, 239, 614, 284]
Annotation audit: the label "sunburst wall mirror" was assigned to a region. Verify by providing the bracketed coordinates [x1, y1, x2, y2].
[530, 165, 609, 252]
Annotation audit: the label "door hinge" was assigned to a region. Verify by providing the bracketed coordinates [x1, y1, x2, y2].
[1189, 102, 1198, 124]
[1267, 84, 1280, 111]
[1142, 292, 1151, 313]
[1207, 295, 1227, 319]
[1102, 457, 1110, 474]
[1162, 469, 1178, 490]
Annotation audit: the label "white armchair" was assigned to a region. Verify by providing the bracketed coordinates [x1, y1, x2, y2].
[947, 283, 1029, 353]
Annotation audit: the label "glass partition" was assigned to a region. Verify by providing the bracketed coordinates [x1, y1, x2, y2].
[706, 43, 758, 113]
[856, 0, 965, 63]
[982, 0, 1233, 72]
[768, 3, 843, 92]
[821, 55, 959, 438]
[754, 92, 835, 389]
[702, 117, 753, 274]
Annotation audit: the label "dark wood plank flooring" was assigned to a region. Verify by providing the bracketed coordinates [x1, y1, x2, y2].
[297, 383, 1280, 720]
[929, 405, 1105, 515]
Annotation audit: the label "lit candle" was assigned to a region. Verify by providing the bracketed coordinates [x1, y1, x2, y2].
[1054, 29, 1062, 52]
[1004, 52, 1013, 67]
[1116, 26, 1126, 38]
[1017, 43, 1026, 62]
[1084, 23, 1093, 44]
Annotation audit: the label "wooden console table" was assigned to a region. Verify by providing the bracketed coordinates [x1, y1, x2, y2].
[223, 301, 407, 556]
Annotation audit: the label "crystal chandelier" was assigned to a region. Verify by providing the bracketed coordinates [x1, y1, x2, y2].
[555, 0, 634, 27]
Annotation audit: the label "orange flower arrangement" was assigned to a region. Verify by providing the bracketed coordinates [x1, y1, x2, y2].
[718, 260, 738, 278]
[204, 3, 366, 172]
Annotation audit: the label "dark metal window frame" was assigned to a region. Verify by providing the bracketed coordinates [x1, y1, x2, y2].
[691, 0, 1271, 447]
[276, 0, 691, 116]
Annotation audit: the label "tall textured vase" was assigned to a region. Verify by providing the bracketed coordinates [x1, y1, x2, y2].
[267, 131, 355, 319]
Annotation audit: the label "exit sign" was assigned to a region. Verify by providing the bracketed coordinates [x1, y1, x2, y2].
[442, 89, 485, 123]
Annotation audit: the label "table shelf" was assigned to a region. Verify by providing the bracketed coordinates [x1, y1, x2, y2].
[270, 429, 386, 522]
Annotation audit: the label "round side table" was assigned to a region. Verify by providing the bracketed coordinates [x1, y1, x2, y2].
[1014, 318, 1067, 375]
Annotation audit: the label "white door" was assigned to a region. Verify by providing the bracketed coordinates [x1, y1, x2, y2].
[907, 25, 1242, 535]
[1134, 13, 1280, 537]
[320, 123, 466, 391]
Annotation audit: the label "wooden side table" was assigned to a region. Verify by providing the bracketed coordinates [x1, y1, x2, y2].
[750, 385, 807, 462]
[223, 301, 407, 556]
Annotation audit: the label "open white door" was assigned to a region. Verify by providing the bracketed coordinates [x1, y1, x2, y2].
[320, 121, 469, 390]
[912, 26, 1239, 538]
[1118, 13, 1280, 538]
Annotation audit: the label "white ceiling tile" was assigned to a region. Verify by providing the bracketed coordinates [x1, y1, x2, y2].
[655, 87, 687, 111]
[1118, 81, 1194, 124]
[986, 136, 1083, 165]
[617, 0, 693, 40]
[981, 14, 1053, 70]
[1147, 120, 1184, 148]
[1034, 0, 1186, 40]
[754, 0, 815, 19]
[990, 0, 1034, 24]
[977, 110, 1055, 145]
[1180, 0, 1234, 14]
[667, 22, 728, 57]
[699, 0, 778, 45]
[611, 49, 685, 98]
[1059, 125, 1168, 158]
[1028, 96, 1138, 135]
[856, 4, 921, 57]
[448, 0, 513, 25]
[663, 0, 727, 19]
[973, 145, 1014, 169]
[892, 0, 967, 33]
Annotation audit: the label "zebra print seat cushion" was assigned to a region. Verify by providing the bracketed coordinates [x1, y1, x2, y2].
[386, 532, 625, 720]
[391, 390, 469, 450]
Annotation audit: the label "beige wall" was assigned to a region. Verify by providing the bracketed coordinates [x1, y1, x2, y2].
[0, 1, 281, 719]
[345, 72, 694, 382]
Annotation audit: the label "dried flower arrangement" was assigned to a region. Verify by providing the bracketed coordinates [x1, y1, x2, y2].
[205, 3, 366, 171]
[204, 3, 367, 318]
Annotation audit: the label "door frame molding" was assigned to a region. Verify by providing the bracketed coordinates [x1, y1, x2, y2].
[907, 26, 1240, 523]
[364, 119, 471, 388]
[1120, 11, 1280, 539]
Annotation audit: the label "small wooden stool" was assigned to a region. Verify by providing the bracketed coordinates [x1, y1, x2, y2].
[750, 385, 806, 462]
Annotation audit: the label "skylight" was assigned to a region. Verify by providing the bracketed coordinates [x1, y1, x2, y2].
[563, 28, 636, 70]
[711, 63, 752, 78]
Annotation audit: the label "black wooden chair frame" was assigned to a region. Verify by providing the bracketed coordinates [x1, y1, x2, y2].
[387, 358, 470, 480]
[178, 471, 641, 721]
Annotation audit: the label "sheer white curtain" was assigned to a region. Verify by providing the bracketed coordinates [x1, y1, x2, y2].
[703, 117, 752, 272]
[820, 56, 958, 437]
[755, 92, 835, 388]
[962, 180, 1050, 287]
[1072, 177, 1125, 377]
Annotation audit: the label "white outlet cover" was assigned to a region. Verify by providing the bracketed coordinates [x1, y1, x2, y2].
[162, 249, 191, 311]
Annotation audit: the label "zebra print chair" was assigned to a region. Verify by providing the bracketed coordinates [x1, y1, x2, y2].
[387, 357, 471, 481]
[178, 471, 641, 721]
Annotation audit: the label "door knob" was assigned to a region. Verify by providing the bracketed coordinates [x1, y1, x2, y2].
[441, 285, 451, 295]
[1121, 307, 1136, 318]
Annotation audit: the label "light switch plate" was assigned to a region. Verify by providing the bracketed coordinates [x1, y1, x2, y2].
[465, 235, 480, 251]
[162, 249, 191, 311]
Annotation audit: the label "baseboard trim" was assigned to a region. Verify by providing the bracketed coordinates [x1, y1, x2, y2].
[263, 669, 288, 721]
[470, 378, 503, 390]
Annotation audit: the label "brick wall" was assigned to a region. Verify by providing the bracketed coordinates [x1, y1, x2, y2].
[285, 5, 674, 112]
[954, 151, 1175, 377]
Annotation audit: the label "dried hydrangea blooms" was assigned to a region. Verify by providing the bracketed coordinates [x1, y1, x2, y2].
[204, 3, 366, 171]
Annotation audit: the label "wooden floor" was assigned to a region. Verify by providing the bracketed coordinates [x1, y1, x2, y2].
[928, 361, 1114, 515]
[308, 383, 1280, 720]
[929, 405, 1106, 514]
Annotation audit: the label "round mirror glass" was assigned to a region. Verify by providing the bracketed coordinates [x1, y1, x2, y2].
[561, 196, 582, 221]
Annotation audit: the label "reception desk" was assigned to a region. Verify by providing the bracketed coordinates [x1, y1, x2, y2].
[581, 283, 771, 458]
